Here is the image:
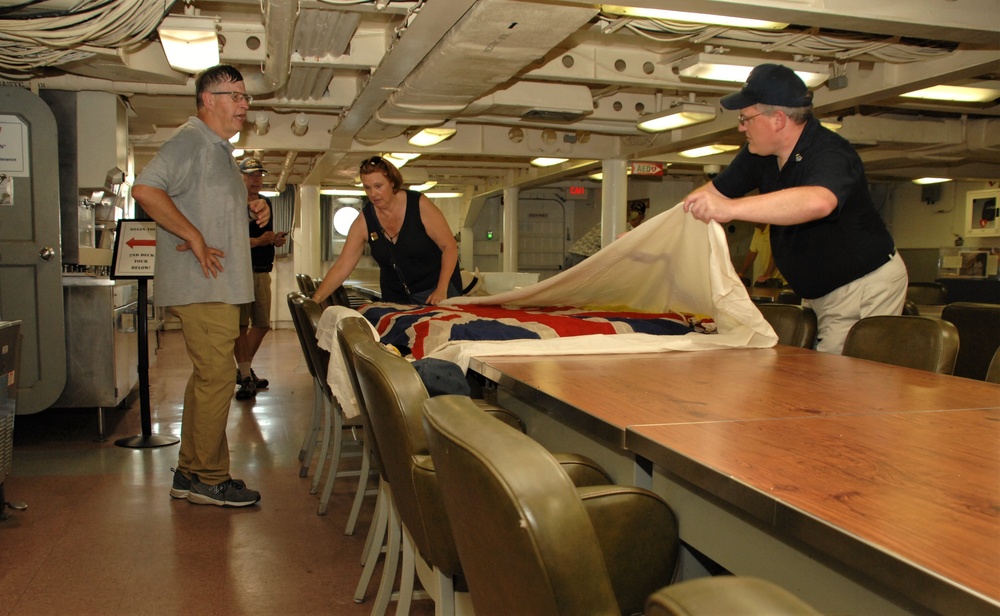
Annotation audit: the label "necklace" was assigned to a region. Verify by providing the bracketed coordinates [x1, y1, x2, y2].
[376, 202, 402, 243]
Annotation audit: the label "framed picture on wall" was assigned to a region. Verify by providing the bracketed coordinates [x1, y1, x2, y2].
[965, 189, 999, 237]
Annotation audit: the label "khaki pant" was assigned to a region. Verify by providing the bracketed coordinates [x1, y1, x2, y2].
[804, 252, 908, 354]
[171, 303, 239, 485]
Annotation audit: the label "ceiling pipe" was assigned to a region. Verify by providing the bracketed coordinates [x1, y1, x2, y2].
[25, 75, 194, 96]
[276, 150, 299, 193]
[242, 0, 300, 96]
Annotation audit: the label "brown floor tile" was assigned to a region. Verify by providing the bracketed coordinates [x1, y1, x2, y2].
[0, 329, 433, 616]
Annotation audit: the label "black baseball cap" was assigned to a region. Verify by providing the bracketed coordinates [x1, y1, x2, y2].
[720, 63, 813, 110]
[239, 157, 267, 175]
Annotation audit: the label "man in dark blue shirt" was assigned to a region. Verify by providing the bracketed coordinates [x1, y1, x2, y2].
[235, 157, 287, 399]
[682, 64, 907, 353]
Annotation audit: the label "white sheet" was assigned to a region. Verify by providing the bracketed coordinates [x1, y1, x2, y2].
[318, 204, 776, 417]
[429, 204, 776, 372]
[317, 305, 380, 419]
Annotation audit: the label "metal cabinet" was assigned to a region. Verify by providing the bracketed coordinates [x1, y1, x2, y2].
[53, 278, 138, 409]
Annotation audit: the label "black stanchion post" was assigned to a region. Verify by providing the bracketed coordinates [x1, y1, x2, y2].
[113, 221, 178, 449]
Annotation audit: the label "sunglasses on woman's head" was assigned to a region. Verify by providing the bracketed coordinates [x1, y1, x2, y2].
[360, 156, 387, 172]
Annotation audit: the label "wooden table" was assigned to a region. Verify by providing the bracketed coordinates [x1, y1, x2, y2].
[345, 279, 381, 301]
[470, 347, 1000, 616]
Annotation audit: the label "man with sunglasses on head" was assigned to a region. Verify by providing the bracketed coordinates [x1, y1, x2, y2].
[132, 64, 268, 508]
[682, 63, 907, 354]
[312, 155, 462, 306]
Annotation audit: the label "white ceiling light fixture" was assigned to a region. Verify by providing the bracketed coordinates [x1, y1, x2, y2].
[426, 191, 464, 199]
[912, 177, 952, 185]
[901, 83, 1000, 103]
[157, 15, 220, 74]
[382, 154, 411, 168]
[679, 144, 740, 158]
[408, 122, 457, 147]
[409, 181, 438, 192]
[637, 101, 716, 133]
[390, 152, 421, 161]
[820, 118, 843, 131]
[531, 157, 568, 167]
[320, 188, 366, 196]
[259, 190, 280, 197]
[677, 53, 830, 87]
[601, 5, 788, 29]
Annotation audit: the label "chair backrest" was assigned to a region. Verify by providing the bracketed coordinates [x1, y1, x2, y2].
[350, 332, 464, 578]
[423, 395, 620, 616]
[295, 273, 316, 295]
[906, 281, 947, 305]
[940, 302, 1000, 380]
[986, 346, 1000, 384]
[842, 315, 960, 374]
[902, 300, 920, 316]
[645, 577, 823, 616]
[286, 291, 318, 379]
[332, 284, 352, 308]
[757, 304, 817, 349]
[775, 289, 801, 305]
[289, 295, 333, 395]
[336, 317, 388, 480]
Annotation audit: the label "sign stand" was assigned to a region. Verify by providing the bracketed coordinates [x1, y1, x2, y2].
[110, 220, 178, 449]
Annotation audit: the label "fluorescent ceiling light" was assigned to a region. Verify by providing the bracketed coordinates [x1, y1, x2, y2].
[321, 188, 366, 196]
[602, 5, 788, 29]
[637, 102, 716, 133]
[912, 177, 952, 185]
[231, 149, 244, 158]
[900, 84, 1000, 103]
[679, 144, 740, 158]
[157, 15, 220, 73]
[408, 123, 457, 147]
[391, 152, 421, 161]
[820, 118, 842, 131]
[409, 181, 438, 192]
[531, 157, 568, 167]
[382, 154, 410, 168]
[426, 192, 464, 199]
[259, 190, 280, 197]
[677, 53, 829, 87]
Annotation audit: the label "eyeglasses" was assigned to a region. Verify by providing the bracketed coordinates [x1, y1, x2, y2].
[210, 91, 253, 104]
[737, 112, 764, 126]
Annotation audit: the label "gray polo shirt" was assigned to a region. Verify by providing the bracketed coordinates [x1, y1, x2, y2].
[135, 117, 253, 307]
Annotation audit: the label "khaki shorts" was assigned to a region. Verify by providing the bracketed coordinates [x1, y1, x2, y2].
[239, 271, 272, 328]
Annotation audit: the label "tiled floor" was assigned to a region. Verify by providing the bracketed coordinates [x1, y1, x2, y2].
[0, 328, 432, 615]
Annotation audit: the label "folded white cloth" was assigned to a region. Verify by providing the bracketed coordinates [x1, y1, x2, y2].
[316, 305, 380, 419]
[432, 204, 776, 372]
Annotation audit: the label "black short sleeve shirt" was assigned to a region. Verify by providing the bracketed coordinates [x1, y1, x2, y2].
[712, 118, 895, 299]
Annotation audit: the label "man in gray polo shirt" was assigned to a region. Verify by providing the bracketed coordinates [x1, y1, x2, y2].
[132, 64, 268, 507]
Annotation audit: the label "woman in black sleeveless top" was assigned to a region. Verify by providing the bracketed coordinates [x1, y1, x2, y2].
[313, 156, 461, 305]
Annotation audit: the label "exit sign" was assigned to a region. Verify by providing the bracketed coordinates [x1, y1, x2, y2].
[566, 185, 588, 200]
